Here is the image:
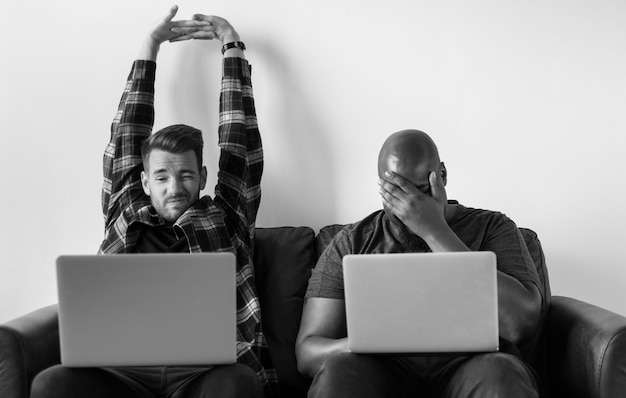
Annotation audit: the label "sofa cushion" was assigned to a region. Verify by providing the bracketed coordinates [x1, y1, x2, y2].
[254, 227, 316, 398]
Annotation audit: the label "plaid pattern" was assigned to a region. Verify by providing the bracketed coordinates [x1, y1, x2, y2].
[99, 58, 276, 396]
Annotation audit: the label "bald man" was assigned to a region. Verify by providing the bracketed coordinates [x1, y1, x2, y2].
[295, 130, 545, 397]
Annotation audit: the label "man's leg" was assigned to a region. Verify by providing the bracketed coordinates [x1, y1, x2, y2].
[31, 364, 150, 398]
[437, 353, 541, 398]
[307, 352, 427, 398]
[172, 364, 262, 398]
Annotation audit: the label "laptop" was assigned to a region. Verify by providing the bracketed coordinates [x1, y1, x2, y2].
[343, 251, 499, 355]
[56, 253, 236, 367]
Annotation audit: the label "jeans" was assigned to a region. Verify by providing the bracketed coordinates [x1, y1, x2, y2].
[31, 364, 262, 398]
[308, 352, 541, 398]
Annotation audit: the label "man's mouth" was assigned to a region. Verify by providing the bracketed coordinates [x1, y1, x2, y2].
[167, 197, 188, 205]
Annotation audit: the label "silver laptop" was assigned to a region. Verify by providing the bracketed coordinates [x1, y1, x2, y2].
[56, 253, 236, 367]
[343, 251, 499, 354]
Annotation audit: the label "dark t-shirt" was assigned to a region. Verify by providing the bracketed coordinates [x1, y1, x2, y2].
[135, 224, 189, 253]
[305, 202, 545, 363]
[307, 204, 541, 299]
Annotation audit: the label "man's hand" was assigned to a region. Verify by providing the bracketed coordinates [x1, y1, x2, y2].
[170, 14, 240, 44]
[138, 5, 212, 61]
[379, 170, 470, 252]
[378, 170, 447, 239]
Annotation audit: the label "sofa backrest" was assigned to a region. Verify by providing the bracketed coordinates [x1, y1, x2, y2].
[254, 227, 316, 398]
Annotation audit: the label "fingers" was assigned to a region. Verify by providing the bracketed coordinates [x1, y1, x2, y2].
[380, 171, 419, 195]
[169, 34, 192, 43]
[378, 172, 406, 210]
[170, 31, 217, 42]
[163, 5, 179, 22]
[170, 19, 213, 31]
[192, 13, 218, 22]
[428, 171, 445, 203]
[169, 20, 214, 42]
[170, 25, 216, 40]
[191, 14, 239, 43]
[378, 180, 395, 207]
[378, 170, 436, 213]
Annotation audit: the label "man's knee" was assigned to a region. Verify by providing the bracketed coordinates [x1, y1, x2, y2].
[445, 353, 539, 398]
[31, 365, 135, 398]
[215, 364, 261, 392]
[314, 352, 374, 385]
[31, 365, 85, 398]
[186, 364, 262, 398]
[309, 353, 397, 398]
[468, 353, 533, 381]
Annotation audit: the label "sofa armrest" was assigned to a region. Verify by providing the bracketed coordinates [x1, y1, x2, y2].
[548, 296, 626, 398]
[0, 304, 60, 398]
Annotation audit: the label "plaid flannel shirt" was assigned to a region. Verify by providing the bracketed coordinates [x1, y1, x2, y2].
[99, 57, 276, 395]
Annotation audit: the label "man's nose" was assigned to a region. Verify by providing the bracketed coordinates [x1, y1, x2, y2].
[168, 177, 184, 194]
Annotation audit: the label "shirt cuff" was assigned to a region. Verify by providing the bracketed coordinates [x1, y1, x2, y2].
[131, 60, 157, 81]
[223, 57, 251, 79]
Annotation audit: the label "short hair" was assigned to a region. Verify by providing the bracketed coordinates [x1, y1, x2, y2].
[141, 124, 203, 172]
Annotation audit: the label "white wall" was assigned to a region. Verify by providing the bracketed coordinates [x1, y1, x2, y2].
[1, 0, 625, 322]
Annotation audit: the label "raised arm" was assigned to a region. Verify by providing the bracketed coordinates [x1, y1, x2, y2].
[174, 15, 262, 237]
[101, 6, 211, 230]
[216, 49, 262, 238]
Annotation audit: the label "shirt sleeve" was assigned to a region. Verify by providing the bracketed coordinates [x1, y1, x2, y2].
[305, 229, 350, 299]
[215, 57, 263, 240]
[101, 60, 155, 230]
[479, 213, 542, 292]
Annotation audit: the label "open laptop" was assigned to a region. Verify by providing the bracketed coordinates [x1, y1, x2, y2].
[343, 251, 499, 355]
[56, 253, 236, 367]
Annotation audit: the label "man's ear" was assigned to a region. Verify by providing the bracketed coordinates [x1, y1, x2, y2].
[141, 170, 151, 196]
[440, 162, 447, 186]
[200, 166, 208, 190]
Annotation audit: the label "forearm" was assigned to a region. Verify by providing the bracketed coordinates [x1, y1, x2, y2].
[107, 61, 156, 160]
[217, 54, 262, 224]
[424, 225, 471, 252]
[296, 336, 349, 378]
[102, 61, 155, 224]
[137, 37, 161, 62]
[497, 272, 542, 343]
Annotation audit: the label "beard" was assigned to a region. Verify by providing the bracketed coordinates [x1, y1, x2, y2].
[152, 194, 193, 224]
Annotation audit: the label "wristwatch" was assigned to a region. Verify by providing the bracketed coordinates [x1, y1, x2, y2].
[221, 41, 246, 54]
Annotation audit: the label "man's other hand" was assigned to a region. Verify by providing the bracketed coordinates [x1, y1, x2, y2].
[169, 14, 240, 44]
[139, 5, 211, 60]
[378, 170, 447, 239]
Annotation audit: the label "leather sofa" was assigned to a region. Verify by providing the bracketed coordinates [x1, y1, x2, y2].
[1, 225, 625, 398]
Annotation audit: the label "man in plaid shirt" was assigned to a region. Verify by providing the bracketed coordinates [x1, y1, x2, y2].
[32, 6, 275, 398]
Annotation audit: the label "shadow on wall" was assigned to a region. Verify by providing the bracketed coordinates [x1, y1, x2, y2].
[247, 40, 337, 230]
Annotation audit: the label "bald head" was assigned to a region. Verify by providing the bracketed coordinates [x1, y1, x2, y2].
[377, 130, 445, 189]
